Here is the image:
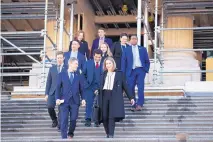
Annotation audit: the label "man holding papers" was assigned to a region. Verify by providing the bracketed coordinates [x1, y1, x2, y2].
[56, 57, 86, 139]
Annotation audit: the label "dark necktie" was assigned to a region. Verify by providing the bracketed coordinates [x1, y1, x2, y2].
[96, 62, 99, 69]
[57, 65, 61, 73]
[69, 72, 74, 84]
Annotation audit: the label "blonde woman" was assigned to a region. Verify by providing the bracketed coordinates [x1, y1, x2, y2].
[97, 57, 135, 138]
[99, 42, 112, 62]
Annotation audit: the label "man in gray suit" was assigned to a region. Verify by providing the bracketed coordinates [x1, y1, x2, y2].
[45, 51, 67, 129]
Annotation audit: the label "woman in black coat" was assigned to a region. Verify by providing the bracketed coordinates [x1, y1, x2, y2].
[97, 57, 135, 138]
[69, 30, 90, 60]
[111, 33, 129, 70]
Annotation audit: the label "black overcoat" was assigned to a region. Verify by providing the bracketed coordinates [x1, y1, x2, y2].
[97, 70, 133, 124]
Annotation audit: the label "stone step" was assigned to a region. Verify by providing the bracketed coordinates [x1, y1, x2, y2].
[1, 111, 212, 117]
[2, 116, 213, 122]
[3, 113, 213, 119]
[2, 127, 213, 132]
[2, 108, 213, 114]
[2, 123, 213, 129]
[2, 119, 213, 125]
[2, 130, 213, 137]
[2, 102, 213, 107]
[2, 119, 213, 126]
[2, 136, 213, 142]
[2, 106, 213, 111]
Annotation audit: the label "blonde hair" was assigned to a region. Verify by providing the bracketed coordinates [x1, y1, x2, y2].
[99, 42, 112, 57]
[103, 57, 116, 71]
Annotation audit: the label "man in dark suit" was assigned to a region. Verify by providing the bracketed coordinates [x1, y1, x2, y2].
[45, 51, 67, 129]
[91, 28, 113, 58]
[56, 57, 86, 139]
[111, 33, 129, 70]
[64, 40, 86, 73]
[121, 34, 150, 111]
[82, 49, 103, 127]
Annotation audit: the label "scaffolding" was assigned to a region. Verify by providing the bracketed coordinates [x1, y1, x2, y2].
[144, 0, 213, 87]
[0, 0, 57, 87]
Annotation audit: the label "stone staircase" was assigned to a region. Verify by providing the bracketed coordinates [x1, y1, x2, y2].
[1, 96, 213, 142]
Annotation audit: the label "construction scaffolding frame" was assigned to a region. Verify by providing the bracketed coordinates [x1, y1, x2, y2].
[0, 0, 58, 87]
[148, 0, 213, 87]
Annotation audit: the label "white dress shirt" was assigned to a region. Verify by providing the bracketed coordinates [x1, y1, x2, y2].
[103, 72, 116, 90]
[132, 45, 142, 69]
[70, 51, 78, 59]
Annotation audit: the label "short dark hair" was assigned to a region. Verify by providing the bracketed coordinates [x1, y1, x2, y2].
[130, 34, 138, 39]
[120, 33, 128, 38]
[72, 39, 80, 45]
[56, 51, 64, 57]
[93, 49, 102, 56]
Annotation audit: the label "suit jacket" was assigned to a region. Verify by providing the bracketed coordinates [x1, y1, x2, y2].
[69, 40, 90, 60]
[64, 51, 86, 73]
[91, 37, 113, 59]
[111, 42, 130, 70]
[121, 45, 150, 77]
[55, 71, 85, 105]
[97, 70, 133, 124]
[45, 64, 67, 96]
[82, 59, 103, 91]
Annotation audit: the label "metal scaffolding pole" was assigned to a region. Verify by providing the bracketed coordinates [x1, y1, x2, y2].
[137, 0, 142, 45]
[143, 1, 148, 51]
[59, 0, 65, 51]
[70, 2, 74, 41]
[42, 0, 49, 87]
[0, 36, 40, 64]
[153, 0, 159, 85]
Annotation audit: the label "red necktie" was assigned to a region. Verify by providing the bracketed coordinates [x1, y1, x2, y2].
[96, 62, 99, 68]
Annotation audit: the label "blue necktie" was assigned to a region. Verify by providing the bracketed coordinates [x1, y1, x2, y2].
[69, 72, 74, 84]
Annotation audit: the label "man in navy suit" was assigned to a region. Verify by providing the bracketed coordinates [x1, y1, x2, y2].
[91, 28, 113, 58]
[56, 57, 86, 139]
[64, 40, 86, 73]
[45, 51, 67, 129]
[82, 49, 103, 127]
[121, 35, 150, 111]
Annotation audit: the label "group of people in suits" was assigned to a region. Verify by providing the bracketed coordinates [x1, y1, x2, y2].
[45, 28, 150, 139]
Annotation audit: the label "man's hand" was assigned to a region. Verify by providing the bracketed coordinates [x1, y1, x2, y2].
[44, 95, 48, 102]
[81, 100, 86, 107]
[94, 90, 99, 95]
[56, 99, 60, 105]
[130, 99, 135, 106]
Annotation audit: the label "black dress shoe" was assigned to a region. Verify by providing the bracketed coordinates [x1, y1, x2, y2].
[52, 120, 58, 127]
[94, 122, 99, 127]
[106, 135, 109, 138]
[85, 120, 91, 127]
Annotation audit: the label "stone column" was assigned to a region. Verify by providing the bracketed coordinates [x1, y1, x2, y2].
[162, 16, 200, 86]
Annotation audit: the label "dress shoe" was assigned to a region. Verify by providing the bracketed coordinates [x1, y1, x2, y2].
[94, 122, 99, 127]
[130, 106, 136, 112]
[52, 120, 58, 127]
[85, 119, 91, 127]
[68, 135, 73, 139]
[136, 105, 143, 111]
[68, 133, 74, 139]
